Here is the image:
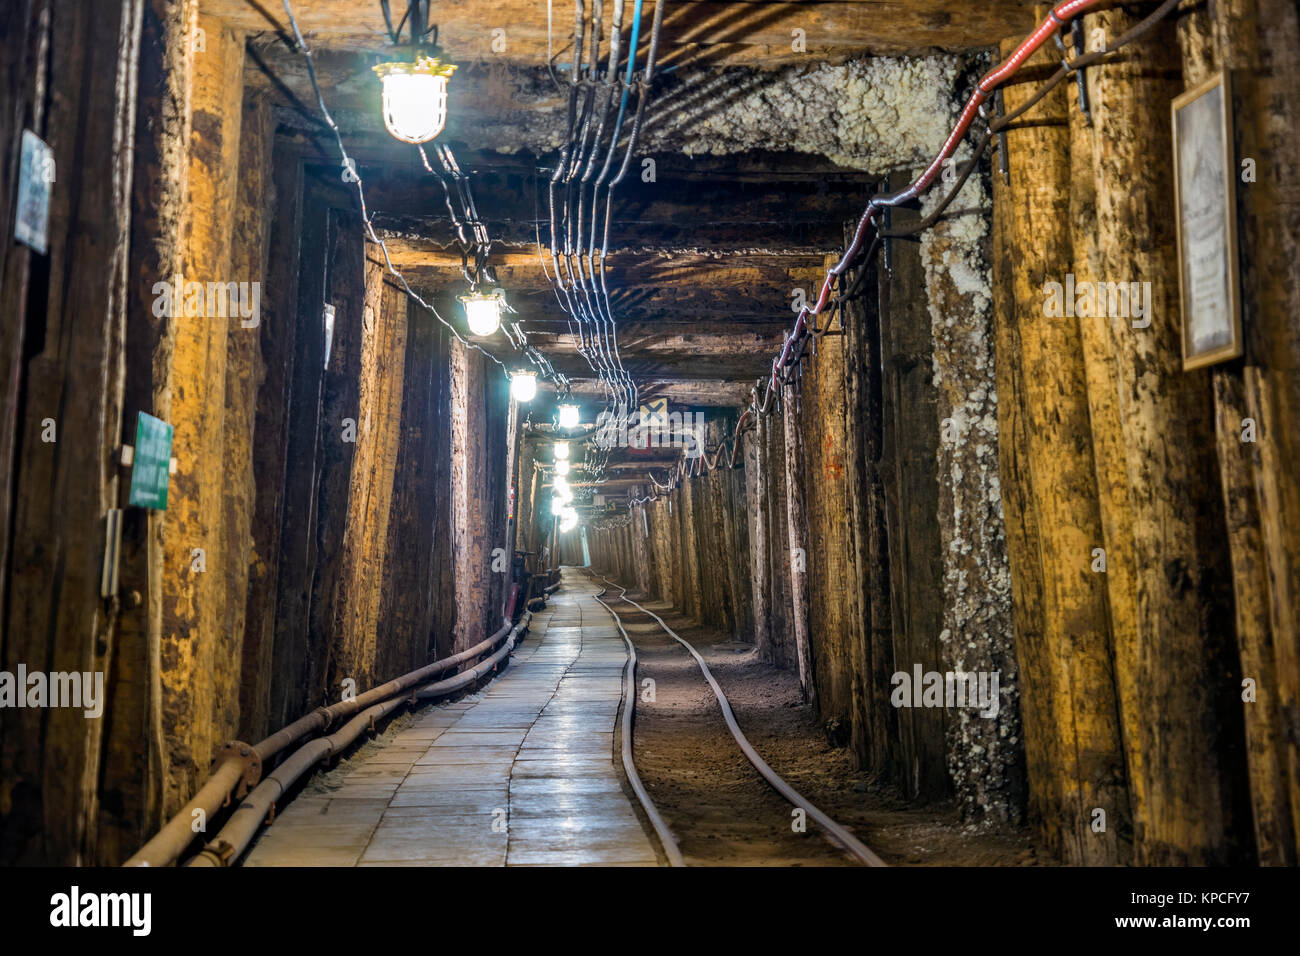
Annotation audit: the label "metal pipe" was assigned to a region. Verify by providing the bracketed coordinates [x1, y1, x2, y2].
[186, 615, 531, 867]
[126, 614, 531, 867]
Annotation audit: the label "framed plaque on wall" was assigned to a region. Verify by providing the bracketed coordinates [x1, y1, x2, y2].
[1171, 71, 1243, 371]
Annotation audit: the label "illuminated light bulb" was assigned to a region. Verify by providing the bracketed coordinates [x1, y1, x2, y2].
[557, 404, 580, 429]
[554, 477, 572, 502]
[552, 496, 567, 515]
[553, 441, 570, 460]
[459, 289, 504, 337]
[554, 460, 570, 476]
[510, 370, 537, 403]
[559, 507, 578, 533]
[373, 57, 457, 144]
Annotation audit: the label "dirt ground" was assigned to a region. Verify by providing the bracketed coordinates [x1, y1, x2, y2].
[608, 586, 1050, 867]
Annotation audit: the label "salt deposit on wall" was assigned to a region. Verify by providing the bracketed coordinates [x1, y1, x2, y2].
[644, 53, 1016, 822]
[453, 54, 970, 177]
[640, 56, 965, 173]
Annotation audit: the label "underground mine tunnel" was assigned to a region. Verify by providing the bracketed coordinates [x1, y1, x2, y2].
[0, 0, 1298, 904]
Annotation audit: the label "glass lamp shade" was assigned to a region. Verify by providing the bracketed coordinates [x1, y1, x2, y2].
[510, 371, 538, 403]
[553, 441, 570, 460]
[459, 290, 503, 337]
[554, 477, 572, 502]
[554, 460, 570, 476]
[373, 57, 457, 145]
[557, 404, 581, 429]
[551, 496, 567, 515]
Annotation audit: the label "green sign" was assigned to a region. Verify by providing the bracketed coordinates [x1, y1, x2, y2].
[128, 412, 173, 510]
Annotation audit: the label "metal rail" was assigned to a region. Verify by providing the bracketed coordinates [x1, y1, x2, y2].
[592, 585, 685, 866]
[593, 572, 887, 867]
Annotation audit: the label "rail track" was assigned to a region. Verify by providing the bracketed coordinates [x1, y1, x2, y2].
[591, 572, 887, 867]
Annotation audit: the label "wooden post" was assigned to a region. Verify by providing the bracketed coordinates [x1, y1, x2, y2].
[0, 0, 143, 863]
[157, 12, 244, 816]
[241, 137, 303, 742]
[269, 174, 329, 729]
[311, 208, 367, 691]
[378, 302, 449, 677]
[1087, 7, 1246, 863]
[450, 338, 491, 653]
[995, 31, 1127, 859]
[331, 245, 408, 689]
[781, 378, 815, 706]
[100, 0, 198, 862]
[803, 312, 854, 732]
[878, 187, 948, 801]
[745, 419, 772, 659]
[1176, 0, 1299, 864]
[841, 236, 896, 774]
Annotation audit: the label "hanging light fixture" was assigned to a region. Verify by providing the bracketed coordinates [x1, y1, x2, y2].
[557, 404, 581, 429]
[552, 496, 567, 515]
[372, 2, 456, 145]
[553, 441, 570, 460]
[554, 476, 572, 502]
[510, 370, 538, 403]
[559, 508, 579, 533]
[554, 460, 570, 476]
[458, 287, 504, 337]
[373, 57, 456, 143]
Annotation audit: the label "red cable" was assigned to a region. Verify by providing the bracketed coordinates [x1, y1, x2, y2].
[632, 0, 1106, 505]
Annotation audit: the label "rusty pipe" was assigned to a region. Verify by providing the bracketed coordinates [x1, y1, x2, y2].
[127, 614, 530, 867]
[186, 615, 529, 867]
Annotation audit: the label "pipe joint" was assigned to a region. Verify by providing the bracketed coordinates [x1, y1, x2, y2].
[215, 741, 263, 800]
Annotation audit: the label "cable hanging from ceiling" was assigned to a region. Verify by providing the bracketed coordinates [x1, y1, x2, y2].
[541, 0, 669, 452]
[278, 0, 568, 395]
[624, 0, 1182, 508]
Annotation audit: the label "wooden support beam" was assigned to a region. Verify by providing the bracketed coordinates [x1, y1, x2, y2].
[1177, 0, 1300, 864]
[332, 252, 409, 687]
[543, 379, 752, 407]
[100, 0, 199, 863]
[997, 32, 1125, 860]
[159, 13, 245, 817]
[269, 173, 330, 729]
[204, 0, 1037, 67]
[781, 378, 815, 706]
[2, 0, 145, 863]
[878, 190, 947, 803]
[242, 134, 304, 743]
[841, 232, 894, 775]
[1086, 7, 1245, 864]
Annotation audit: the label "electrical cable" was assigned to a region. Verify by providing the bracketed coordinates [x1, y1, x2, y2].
[623, 0, 1182, 504]
[278, 0, 576, 389]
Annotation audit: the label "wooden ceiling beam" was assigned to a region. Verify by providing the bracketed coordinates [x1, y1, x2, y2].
[204, 1, 1036, 68]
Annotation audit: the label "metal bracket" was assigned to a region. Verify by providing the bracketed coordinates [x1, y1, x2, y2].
[993, 89, 1010, 185]
[216, 740, 263, 800]
[1072, 20, 1092, 126]
[1054, 22, 1092, 126]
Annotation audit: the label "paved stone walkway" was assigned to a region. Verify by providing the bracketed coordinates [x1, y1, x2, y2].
[244, 573, 658, 866]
